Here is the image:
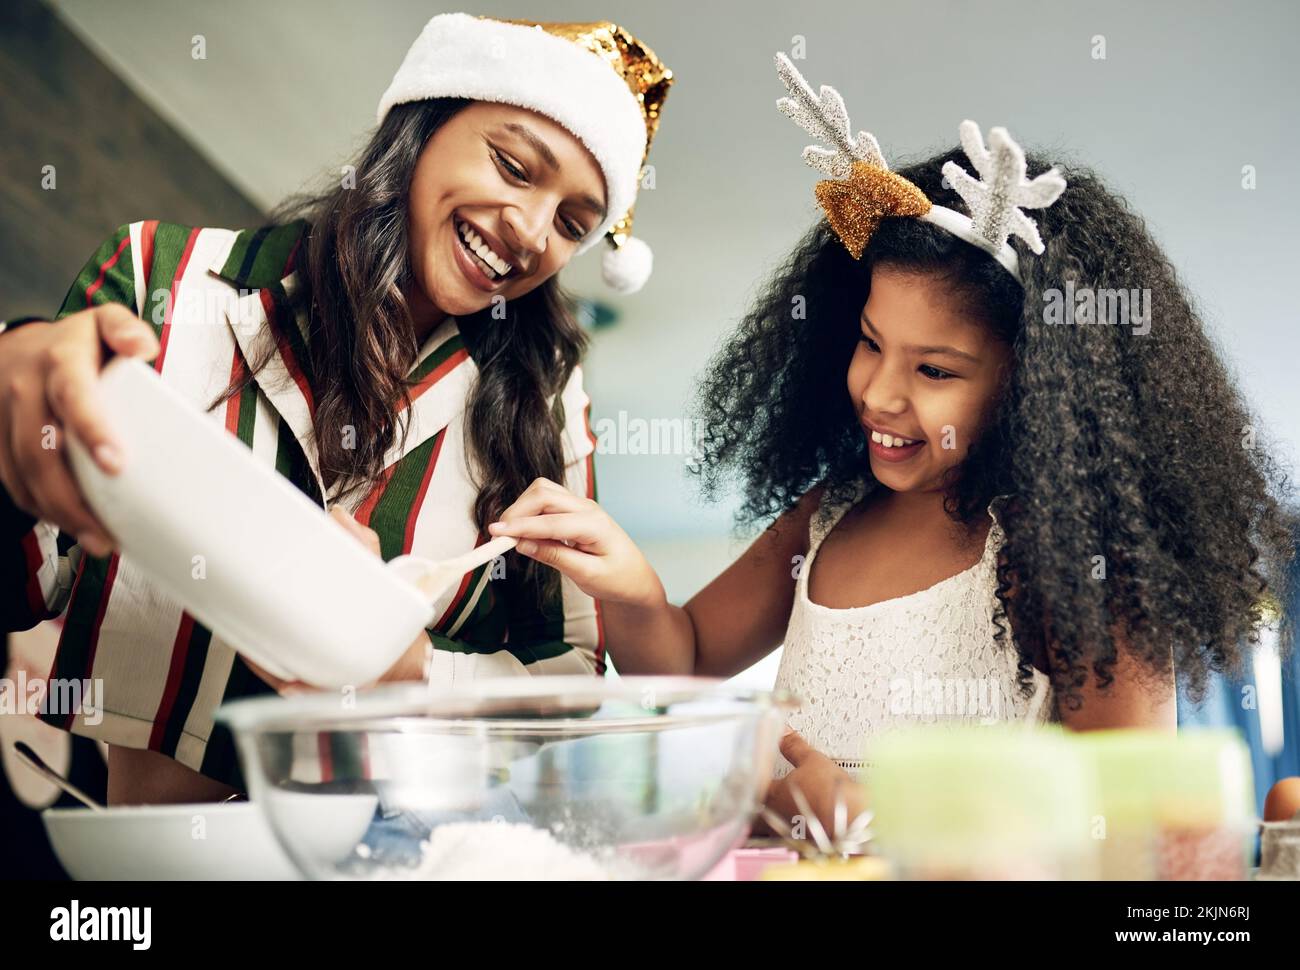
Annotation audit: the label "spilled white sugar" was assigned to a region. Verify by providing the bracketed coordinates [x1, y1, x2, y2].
[407, 822, 615, 880]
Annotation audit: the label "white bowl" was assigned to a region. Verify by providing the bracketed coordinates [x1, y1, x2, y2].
[65, 356, 434, 687]
[42, 794, 378, 880]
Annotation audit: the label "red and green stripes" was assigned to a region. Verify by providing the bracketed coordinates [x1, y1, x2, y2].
[224, 350, 259, 445]
[407, 335, 469, 404]
[351, 327, 470, 558]
[432, 549, 501, 640]
[39, 550, 119, 731]
[56, 223, 137, 319]
[219, 220, 315, 411]
[353, 431, 445, 560]
[138, 222, 202, 372]
[217, 221, 306, 289]
[146, 613, 214, 757]
[348, 421, 498, 639]
[346, 401, 499, 640]
[265, 284, 316, 418]
[144, 344, 266, 759]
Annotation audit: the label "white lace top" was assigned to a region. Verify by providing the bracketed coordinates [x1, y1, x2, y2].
[773, 482, 1056, 779]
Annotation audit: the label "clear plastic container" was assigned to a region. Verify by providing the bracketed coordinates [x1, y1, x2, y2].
[865, 725, 1097, 880]
[1073, 729, 1256, 880]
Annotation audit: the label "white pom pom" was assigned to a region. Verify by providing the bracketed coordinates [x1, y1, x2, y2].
[601, 237, 653, 294]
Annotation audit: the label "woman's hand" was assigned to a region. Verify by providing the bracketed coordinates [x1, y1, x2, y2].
[486, 477, 666, 608]
[243, 507, 430, 694]
[757, 729, 868, 840]
[0, 305, 160, 557]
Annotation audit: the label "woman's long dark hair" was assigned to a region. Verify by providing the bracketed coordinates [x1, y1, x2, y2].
[690, 146, 1297, 707]
[209, 98, 587, 602]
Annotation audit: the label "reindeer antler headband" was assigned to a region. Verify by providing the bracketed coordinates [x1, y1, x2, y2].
[775, 53, 1066, 284]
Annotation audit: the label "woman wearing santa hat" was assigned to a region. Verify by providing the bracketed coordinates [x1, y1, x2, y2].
[0, 13, 672, 804]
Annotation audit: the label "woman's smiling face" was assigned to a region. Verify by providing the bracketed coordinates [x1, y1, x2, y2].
[406, 101, 608, 318]
[848, 265, 1012, 493]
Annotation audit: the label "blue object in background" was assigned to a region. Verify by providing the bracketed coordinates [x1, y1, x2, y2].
[1178, 521, 1300, 817]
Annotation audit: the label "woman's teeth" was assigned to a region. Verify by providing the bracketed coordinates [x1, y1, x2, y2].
[456, 218, 512, 280]
[871, 430, 920, 448]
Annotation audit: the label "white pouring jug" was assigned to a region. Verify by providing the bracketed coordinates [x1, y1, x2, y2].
[66, 356, 516, 688]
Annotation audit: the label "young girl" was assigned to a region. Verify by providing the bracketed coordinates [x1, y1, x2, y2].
[487, 57, 1296, 831]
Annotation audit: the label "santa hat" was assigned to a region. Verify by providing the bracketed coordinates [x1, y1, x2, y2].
[377, 13, 673, 294]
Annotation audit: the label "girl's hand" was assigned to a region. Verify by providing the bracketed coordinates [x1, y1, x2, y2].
[243, 507, 430, 693]
[757, 729, 868, 839]
[0, 305, 160, 558]
[486, 477, 666, 608]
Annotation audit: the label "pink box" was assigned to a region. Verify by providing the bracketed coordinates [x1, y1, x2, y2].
[703, 846, 800, 881]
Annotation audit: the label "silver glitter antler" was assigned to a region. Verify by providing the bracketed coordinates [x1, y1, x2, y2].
[774, 53, 885, 177]
[941, 121, 1066, 256]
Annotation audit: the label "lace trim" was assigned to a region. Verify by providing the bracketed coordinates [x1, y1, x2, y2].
[799, 483, 1007, 616]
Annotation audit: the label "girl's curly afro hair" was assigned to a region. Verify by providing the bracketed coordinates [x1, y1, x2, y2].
[689, 146, 1296, 708]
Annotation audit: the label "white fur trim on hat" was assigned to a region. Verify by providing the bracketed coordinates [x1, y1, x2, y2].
[376, 13, 646, 256]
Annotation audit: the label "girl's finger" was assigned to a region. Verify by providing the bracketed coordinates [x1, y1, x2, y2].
[779, 729, 815, 767]
[488, 512, 602, 546]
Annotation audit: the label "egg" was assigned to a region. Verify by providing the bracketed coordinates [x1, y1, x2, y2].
[1263, 776, 1300, 822]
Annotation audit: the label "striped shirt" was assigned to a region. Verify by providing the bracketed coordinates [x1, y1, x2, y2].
[2, 219, 605, 788]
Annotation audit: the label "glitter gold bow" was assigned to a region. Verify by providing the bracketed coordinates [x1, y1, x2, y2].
[814, 161, 932, 259]
[775, 53, 931, 259]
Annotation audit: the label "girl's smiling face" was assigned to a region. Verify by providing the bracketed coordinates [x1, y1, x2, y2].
[848, 266, 1012, 493]
[406, 101, 608, 318]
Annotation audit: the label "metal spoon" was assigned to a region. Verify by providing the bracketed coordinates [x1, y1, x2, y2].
[12, 741, 104, 812]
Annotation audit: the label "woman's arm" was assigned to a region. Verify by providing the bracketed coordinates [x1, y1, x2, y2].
[609, 488, 821, 677]
[107, 745, 240, 806]
[489, 481, 821, 677]
[0, 226, 161, 632]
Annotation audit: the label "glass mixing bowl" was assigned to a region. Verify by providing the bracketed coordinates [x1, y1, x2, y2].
[216, 677, 795, 880]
